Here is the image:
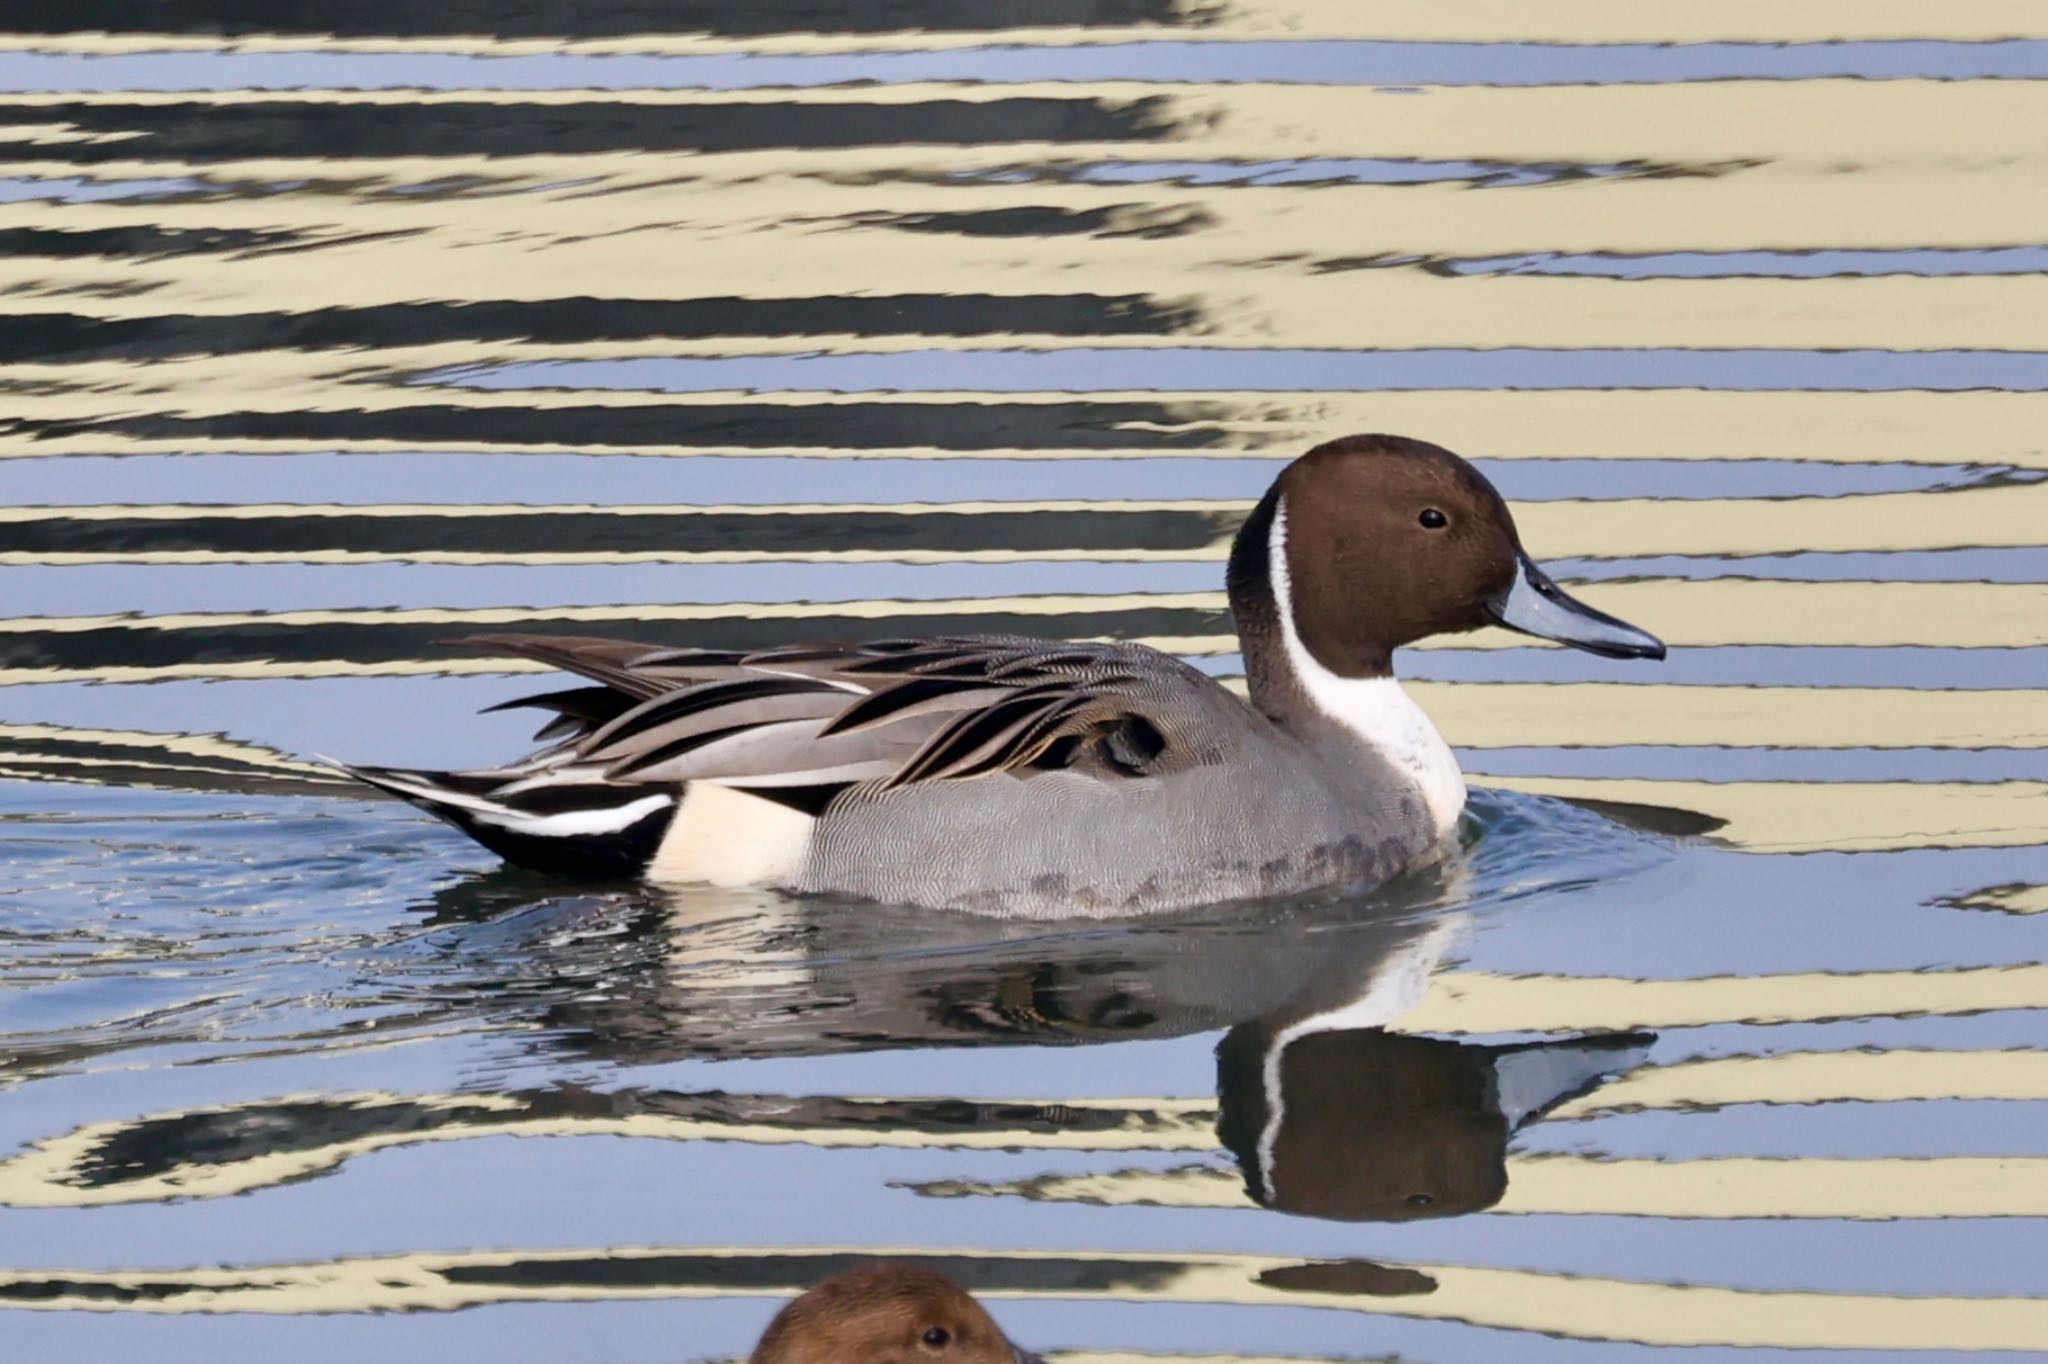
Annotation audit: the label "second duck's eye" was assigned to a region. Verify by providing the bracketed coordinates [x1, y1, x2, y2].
[922, 1326, 953, 1349]
[1418, 508, 1449, 530]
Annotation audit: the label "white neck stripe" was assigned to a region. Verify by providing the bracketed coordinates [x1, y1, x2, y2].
[1267, 498, 1467, 836]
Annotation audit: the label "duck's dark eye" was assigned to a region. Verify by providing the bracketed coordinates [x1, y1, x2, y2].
[1407, 1192, 1437, 1206]
[1418, 508, 1449, 530]
[922, 1326, 952, 1349]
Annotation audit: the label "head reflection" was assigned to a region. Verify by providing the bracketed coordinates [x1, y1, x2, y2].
[1217, 1024, 1653, 1221]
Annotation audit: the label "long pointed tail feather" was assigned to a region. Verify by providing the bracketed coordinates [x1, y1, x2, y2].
[335, 760, 678, 879]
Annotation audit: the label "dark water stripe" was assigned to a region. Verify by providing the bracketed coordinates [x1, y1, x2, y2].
[0, 98, 1173, 163]
[1557, 548, 2048, 585]
[58, 1090, 1172, 1189]
[1404, 645, 2048, 690]
[449, 1248, 1525, 1301]
[5, 614, 2032, 680]
[9, 513, 2039, 569]
[10, 41, 2048, 94]
[0, 1250, 1186, 1304]
[0, 1, 1189, 40]
[1465, 746, 2048, 783]
[0, 224, 303, 259]
[430, 348, 2048, 394]
[0, 737, 327, 796]
[0, 607, 1231, 672]
[0, 454, 1992, 507]
[0, 562, 1220, 616]
[1447, 246, 2048, 280]
[0, 400, 1242, 451]
[0, 297, 1190, 363]
[859, 202, 1213, 239]
[0, 508, 1241, 557]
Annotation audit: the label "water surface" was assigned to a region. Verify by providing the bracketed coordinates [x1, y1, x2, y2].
[2, 4, 2046, 1360]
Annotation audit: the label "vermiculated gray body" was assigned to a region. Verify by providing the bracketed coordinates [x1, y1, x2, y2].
[802, 701, 1434, 916]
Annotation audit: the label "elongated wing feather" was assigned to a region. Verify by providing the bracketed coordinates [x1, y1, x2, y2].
[444, 632, 1231, 797]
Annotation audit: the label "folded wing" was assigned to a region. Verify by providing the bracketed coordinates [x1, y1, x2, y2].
[457, 632, 1218, 797]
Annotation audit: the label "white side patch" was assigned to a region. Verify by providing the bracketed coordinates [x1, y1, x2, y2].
[1268, 499, 1467, 837]
[474, 793, 672, 838]
[647, 782, 814, 888]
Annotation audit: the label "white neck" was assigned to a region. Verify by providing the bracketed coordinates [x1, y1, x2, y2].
[1267, 498, 1467, 838]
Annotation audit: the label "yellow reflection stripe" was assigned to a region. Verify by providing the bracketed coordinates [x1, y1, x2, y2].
[1, 586, 2044, 687]
[1481, 775, 2048, 852]
[0, 1243, 2043, 1349]
[5, 1048, 2038, 1210]
[1556, 1049, 2048, 1116]
[1418, 580, 2048, 649]
[5, 678, 2043, 754]
[0, 499, 1238, 521]
[4, 391, 2043, 466]
[926, 1156, 2048, 1221]
[9, 170, 2048, 338]
[0, 1094, 1221, 1208]
[1520, 482, 2048, 556]
[0, 722, 326, 775]
[11, 250, 2048, 356]
[2, 582, 2044, 649]
[1415, 684, 2048, 750]
[1407, 964, 2048, 1033]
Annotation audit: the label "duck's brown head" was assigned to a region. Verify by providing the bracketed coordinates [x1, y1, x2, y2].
[751, 1263, 1043, 1364]
[1227, 433, 1664, 689]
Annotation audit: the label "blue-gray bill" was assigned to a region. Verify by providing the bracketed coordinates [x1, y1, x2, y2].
[1487, 554, 1667, 659]
[1014, 1350, 1048, 1364]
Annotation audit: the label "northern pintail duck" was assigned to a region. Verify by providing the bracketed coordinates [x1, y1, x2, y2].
[346, 434, 1663, 914]
[752, 1263, 1043, 1364]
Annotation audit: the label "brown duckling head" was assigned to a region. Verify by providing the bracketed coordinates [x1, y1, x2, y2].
[751, 1262, 1043, 1364]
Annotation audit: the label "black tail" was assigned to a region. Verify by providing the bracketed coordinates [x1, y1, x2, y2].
[340, 762, 677, 879]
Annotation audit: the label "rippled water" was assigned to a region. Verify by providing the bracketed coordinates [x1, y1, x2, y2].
[3, 5, 2046, 1361]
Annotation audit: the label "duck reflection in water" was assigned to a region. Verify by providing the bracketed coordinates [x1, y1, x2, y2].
[23, 803, 1662, 1229]
[415, 819, 1655, 1225]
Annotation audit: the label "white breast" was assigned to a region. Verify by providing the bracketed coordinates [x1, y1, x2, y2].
[1268, 500, 1468, 838]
